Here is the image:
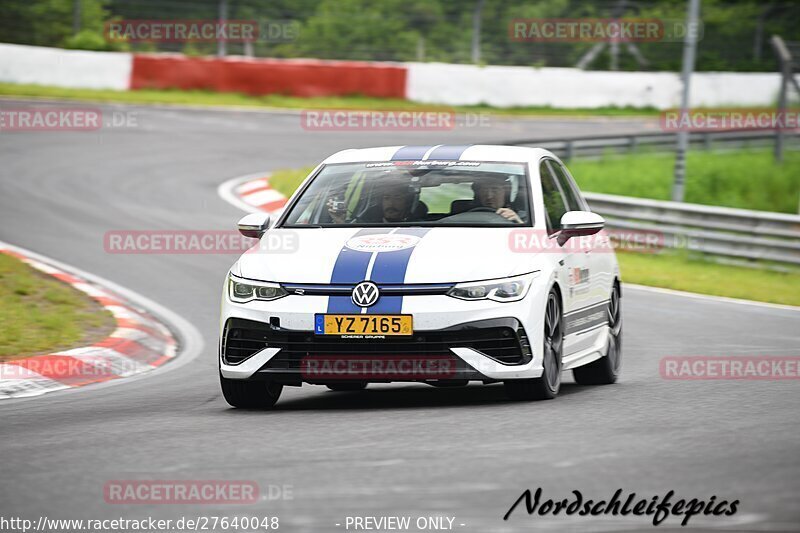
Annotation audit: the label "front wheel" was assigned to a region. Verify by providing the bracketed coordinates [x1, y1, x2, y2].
[573, 283, 622, 385]
[504, 289, 563, 401]
[220, 373, 283, 408]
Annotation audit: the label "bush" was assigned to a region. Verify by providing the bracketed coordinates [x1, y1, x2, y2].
[62, 29, 128, 52]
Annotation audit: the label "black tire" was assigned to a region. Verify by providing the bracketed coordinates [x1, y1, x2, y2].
[573, 283, 622, 385]
[326, 382, 368, 392]
[504, 289, 563, 401]
[220, 373, 283, 408]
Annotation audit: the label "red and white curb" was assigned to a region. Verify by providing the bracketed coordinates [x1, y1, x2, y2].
[0, 243, 182, 400]
[217, 172, 290, 215]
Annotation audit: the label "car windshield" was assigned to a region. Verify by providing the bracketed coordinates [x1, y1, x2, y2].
[281, 161, 532, 227]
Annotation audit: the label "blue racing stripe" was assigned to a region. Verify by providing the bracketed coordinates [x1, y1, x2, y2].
[327, 229, 387, 313]
[391, 145, 435, 160]
[426, 145, 472, 160]
[366, 228, 430, 314]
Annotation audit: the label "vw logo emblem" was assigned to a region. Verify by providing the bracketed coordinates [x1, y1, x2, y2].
[352, 281, 380, 308]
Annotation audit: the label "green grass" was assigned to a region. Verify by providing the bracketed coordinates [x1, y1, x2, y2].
[618, 251, 800, 306]
[274, 150, 800, 216]
[0, 253, 116, 361]
[270, 166, 314, 198]
[569, 148, 800, 214]
[267, 166, 800, 306]
[0, 82, 661, 117]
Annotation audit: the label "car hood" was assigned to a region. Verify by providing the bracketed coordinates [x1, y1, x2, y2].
[233, 227, 538, 284]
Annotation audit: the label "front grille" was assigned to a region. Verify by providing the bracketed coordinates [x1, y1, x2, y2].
[222, 317, 532, 368]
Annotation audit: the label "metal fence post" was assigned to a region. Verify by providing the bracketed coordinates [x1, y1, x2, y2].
[217, 0, 228, 58]
[565, 141, 575, 161]
[471, 0, 485, 64]
[73, 0, 81, 35]
[770, 35, 791, 164]
[671, 0, 701, 203]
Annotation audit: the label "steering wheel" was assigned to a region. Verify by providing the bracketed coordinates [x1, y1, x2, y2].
[466, 207, 497, 213]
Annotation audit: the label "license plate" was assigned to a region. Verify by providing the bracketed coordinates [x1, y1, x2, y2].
[314, 314, 413, 336]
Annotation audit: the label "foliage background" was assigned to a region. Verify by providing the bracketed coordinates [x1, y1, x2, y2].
[1, 0, 799, 71]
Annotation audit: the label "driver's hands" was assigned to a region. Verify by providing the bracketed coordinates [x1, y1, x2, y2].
[326, 198, 346, 224]
[496, 207, 522, 223]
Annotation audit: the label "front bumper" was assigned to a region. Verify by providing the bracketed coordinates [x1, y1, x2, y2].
[219, 316, 543, 383]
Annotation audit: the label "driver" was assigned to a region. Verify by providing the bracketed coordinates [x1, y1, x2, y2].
[472, 175, 522, 223]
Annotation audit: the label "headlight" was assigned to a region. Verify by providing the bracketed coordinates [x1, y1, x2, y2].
[228, 274, 288, 303]
[447, 272, 538, 303]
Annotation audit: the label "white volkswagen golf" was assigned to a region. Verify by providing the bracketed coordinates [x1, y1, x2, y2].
[220, 145, 622, 408]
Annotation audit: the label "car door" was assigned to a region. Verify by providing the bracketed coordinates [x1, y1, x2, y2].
[546, 159, 612, 352]
[538, 159, 585, 357]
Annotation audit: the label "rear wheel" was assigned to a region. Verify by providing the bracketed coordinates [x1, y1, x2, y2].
[573, 283, 622, 385]
[325, 382, 368, 392]
[220, 373, 283, 408]
[504, 290, 563, 401]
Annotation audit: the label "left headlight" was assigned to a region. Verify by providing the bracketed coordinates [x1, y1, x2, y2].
[447, 272, 539, 303]
[228, 274, 288, 303]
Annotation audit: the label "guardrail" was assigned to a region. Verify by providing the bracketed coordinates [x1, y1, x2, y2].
[584, 193, 800, 265]
[506, 130, 800, 266]
[506, 129, 800, 161]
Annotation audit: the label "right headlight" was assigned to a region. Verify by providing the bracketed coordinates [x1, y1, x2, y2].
[228, 273, 288, 303]
[447, 271, 539, 303]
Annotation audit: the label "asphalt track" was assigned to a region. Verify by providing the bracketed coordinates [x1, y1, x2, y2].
[0, 100, 798, 532]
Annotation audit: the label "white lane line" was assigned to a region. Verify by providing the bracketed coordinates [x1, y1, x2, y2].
[624, 283, 800, 313]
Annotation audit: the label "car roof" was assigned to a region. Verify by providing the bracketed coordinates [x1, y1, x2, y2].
[322, 145, 555, 165]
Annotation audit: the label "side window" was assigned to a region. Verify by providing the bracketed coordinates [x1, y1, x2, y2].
[539, 162, 568, 235]
[546, 160, 582, 211]
[548, 161, 586, 211]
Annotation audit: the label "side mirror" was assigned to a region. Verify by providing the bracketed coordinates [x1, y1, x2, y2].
[558, 211, 604, 244]
[238, 213, 271, 238]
